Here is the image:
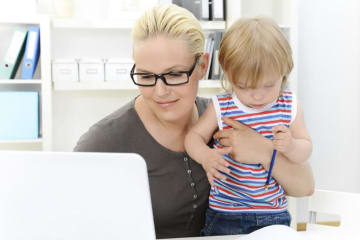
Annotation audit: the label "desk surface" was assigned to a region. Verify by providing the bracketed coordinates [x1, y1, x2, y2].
[163, 224, 353, 240]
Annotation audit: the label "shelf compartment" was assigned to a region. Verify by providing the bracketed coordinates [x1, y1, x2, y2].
[0, 138, 43, 151]
[53, 80, 222, 91]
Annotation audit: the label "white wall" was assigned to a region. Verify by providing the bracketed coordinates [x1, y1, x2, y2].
[53, 91, 137, 151]
[298, 0, 360, 192]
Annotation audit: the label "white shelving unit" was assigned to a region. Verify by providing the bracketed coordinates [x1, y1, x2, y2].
[0, 16, 52, 151]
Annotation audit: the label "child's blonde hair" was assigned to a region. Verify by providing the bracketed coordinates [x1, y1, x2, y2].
[132, 4, 205, 57]
[218, 17, 293, 89]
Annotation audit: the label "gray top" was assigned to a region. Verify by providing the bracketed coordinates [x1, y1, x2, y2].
[74, 97, 210, 239]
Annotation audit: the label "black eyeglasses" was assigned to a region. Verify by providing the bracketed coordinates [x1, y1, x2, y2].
[130, 57, 200, 86]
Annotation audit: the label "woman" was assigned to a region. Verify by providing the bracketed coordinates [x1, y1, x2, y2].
[74, 4, 314, 239]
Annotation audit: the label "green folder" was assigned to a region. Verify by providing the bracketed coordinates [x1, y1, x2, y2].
[0, 27, 28, 79]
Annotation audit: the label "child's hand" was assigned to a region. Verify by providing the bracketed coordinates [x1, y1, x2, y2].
[201, 147, 232, 187]
[272, 125, 295, 153]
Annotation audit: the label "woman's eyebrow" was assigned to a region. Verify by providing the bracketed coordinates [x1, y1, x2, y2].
[136, 64, 188, 73]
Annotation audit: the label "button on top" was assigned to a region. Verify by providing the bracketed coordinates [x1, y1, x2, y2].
[184, 157, 188, 162]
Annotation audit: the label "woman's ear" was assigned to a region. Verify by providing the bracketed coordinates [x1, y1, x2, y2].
[198, 52, 210, 79]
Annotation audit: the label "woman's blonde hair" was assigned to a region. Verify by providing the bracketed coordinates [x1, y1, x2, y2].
[132, 4, 204, 57]
[218, 17, 293, 89]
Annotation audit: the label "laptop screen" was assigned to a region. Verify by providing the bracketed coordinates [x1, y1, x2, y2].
[0, 151, 156, 240]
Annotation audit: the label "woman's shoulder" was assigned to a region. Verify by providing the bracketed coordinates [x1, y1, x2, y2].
[74, 99, 139, 152]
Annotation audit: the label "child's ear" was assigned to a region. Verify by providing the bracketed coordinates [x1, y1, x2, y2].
[198, 53, 209, 79]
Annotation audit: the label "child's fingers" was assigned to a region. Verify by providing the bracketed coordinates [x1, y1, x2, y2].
[273, 132, 286, 140]
[210, 168, 227, 181]
[214, 157, 230, 170]
[217, 147, 232, 156]
[215, 162, 231, 174]
[207, 172, 214, 187]
[273, 140, 286, 151]
[272, 125, 288, 134]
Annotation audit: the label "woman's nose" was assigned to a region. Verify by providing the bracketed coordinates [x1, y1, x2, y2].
[154, 78, 170, 96]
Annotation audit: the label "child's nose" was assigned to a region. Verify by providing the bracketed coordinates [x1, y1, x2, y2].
[252, 92, 263, 100]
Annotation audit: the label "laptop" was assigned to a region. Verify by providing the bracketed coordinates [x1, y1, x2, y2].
[0, 151, 156, 240]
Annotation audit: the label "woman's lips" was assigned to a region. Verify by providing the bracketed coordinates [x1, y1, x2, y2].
[156, 99, 178, 108]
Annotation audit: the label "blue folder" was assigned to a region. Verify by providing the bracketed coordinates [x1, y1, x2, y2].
[0, 91, 39, 140]
[21, 26, 40, 79]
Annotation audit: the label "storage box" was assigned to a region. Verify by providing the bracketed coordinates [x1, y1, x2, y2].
[79, 59, 105, 82]
[105, 59, 133, 82]
[52, 59, 79, 82]
[0, 91, 39, 140]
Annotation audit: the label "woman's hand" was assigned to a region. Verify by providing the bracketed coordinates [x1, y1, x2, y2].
[200, 147, 232, 187]
[213, 117, 272, 165]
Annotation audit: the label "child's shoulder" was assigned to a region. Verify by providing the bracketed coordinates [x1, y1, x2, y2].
[279, 88, 294, 100]
[212, 92, 233, 101]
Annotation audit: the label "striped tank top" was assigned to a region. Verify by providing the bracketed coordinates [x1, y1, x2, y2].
[209, 89, 297, 214]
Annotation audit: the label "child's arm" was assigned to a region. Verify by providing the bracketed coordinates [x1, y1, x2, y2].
[272, 102, 312, 163]
[185, 102, 231, 186]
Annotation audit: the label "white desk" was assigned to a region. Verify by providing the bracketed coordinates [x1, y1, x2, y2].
[162, 225, 302, 240]
[163, 225, 352, 240]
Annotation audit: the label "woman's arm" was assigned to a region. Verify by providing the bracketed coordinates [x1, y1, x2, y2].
[213, 116, 314, 197]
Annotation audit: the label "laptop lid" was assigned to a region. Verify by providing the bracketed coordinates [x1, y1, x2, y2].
[0, 151, 156, 240]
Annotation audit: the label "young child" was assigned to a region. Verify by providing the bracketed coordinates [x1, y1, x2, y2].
[185, 17, 313, 236]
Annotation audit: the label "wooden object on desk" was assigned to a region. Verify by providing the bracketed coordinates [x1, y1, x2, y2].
[307, 189, 360, 232]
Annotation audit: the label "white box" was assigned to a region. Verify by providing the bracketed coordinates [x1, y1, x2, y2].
[105, 59, 133, 82]
[79, 59, 105, 82]
[52, 59, 79, 82]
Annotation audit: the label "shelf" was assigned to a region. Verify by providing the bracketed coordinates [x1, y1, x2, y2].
[0, 138, 42, 144]
[53, 81, 137, 91]
[53, 80, 222, 91]
[0, 138, 43, 151]
[52, 18, 225, 30]
[0, 80, 42, 84]
[0, 16, 46, 25]
[1, 16, 52, 151]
